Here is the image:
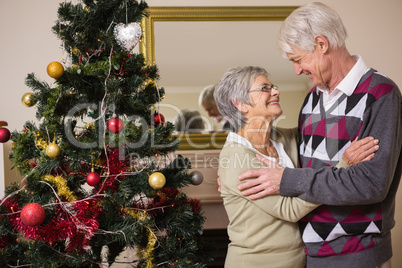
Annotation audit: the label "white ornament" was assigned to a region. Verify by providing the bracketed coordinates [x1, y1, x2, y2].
[113, 22, 142, 51]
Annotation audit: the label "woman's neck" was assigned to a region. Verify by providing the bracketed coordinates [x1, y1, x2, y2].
[238, 123, 278, 160]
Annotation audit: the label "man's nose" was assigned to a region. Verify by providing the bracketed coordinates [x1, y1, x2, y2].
[293, 63, 303, 75]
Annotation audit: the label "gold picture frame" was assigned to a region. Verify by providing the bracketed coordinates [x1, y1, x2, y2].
[140, 6, 297, 65]
[139, 6, 297, 150]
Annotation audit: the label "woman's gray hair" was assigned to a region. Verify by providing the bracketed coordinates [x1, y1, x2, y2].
[277, 2, 348, 58]
[198, 84, 216, 107]
[214, 66, 269, 132]
[174, 109, 205, 133]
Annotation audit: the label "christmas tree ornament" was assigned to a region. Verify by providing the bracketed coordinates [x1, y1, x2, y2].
[0, 127, 11, 143]
[20, 203, 46, 227]
[107, 117, 124, 133]
[43, 175, 77, 202]
[28, 158, 38, 168]
[113, 22, 142, 51]
[46, 142, 61, 158]
[86, 171, 101, 186]
[148, 172, 166, 190]
[154, 112, 165, 126]
[83, 122, 95, 133]
[35, 138, 47, 151]
[21, 92, 37, 107]
[46, 61, 64, 79]
[190, 171, 204, 185]
[72, 47, 80, 55]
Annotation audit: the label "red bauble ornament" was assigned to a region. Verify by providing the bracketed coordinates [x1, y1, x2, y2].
[86, 172, 101, 186]
[107, 117, 124, 134]
[20, 203, 46, 227]
[0, 128, 10, 143]
[154, 112, 165, 126]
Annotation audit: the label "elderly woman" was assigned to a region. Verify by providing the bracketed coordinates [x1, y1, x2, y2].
[214, 66, 377, 267]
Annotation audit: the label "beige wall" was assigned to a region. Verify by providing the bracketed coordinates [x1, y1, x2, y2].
[0, 0, 401, 266]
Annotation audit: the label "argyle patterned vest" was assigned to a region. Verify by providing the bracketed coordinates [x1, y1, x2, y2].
[298, 69, 393, 257]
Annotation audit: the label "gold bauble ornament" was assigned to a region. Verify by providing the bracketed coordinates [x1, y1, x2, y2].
[148, 172, 166, 190]
[21, 93, 37, 107]
[72, 47, 80, 55]
[46, 61, 64, 79]
[46, 142, 61, 158]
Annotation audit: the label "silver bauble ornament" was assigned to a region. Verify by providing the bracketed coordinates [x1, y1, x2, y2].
[190, 171, 203, 185]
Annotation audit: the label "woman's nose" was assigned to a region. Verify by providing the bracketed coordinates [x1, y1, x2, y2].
[271, 88, 280, 96]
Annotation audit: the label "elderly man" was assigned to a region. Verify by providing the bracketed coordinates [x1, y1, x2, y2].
[237, 2, 401, 268]
[199, 84, 234, 131]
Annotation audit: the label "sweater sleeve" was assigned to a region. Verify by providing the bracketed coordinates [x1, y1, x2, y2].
[220, 145, 320, 222]
[280, 88, 402, 205]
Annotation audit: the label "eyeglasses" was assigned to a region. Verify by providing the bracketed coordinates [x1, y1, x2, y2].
[248, 84, 278, 94]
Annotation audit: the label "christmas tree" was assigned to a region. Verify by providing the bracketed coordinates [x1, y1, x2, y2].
[0, 0, 213, 267]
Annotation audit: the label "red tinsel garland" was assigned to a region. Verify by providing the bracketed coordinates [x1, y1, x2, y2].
[0, 235, 9, 248]
[5, 198, 102, 253]
[95, 147, 128, 193]
[188, 198, 201, 214]
[0, 199, 21, 249]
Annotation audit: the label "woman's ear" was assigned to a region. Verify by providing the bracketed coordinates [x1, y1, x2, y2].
[232, 99, 248, 113]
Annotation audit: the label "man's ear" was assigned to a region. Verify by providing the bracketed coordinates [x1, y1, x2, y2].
[314, 35, 329, 53]
[232, 99, 248, 113]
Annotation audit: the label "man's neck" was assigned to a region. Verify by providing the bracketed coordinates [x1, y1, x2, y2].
[326, 48, 357, 94]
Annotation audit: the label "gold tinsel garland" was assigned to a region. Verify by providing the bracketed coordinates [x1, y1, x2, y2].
[35, 138, 48, 151]
[124, 209, 156, 268]
[43, 175, 77, 202]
